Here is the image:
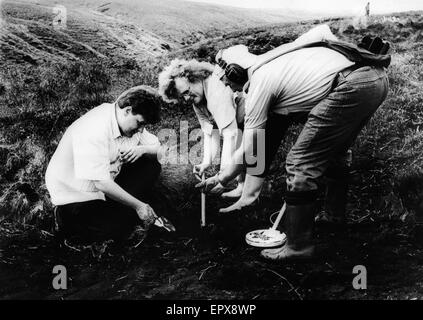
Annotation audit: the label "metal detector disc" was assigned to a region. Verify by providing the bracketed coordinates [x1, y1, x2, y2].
[245, 229, 286, 248]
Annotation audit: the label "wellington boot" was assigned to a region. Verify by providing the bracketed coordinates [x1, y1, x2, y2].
[261, 202, 316, 261]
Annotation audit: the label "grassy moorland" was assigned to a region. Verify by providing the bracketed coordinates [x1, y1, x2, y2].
[0, 0, 309, 67]
[1, 10, 423, 299]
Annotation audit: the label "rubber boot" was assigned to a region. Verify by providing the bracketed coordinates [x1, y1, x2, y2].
[261, 202, 316, 261]
[315, 177, 348, 224]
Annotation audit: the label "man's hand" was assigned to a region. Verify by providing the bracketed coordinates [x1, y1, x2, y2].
[195, 174, 220, 193]
[136, 202, 157, 228]
[219, 197, 255, 213]
[210, 182, 226, 195]
[193, 162, 211, 180]
[120, 146, 145, 164]
[220, 175, 264, 212]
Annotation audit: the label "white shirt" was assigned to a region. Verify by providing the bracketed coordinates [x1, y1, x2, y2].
[45, 103, 159, 206]
[244, 25, 355, 129]
[194, 25, 341, 133]
[193, 70, 239, 135]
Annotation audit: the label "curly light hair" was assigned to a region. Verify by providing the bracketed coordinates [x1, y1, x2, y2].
[158, 59, 214, 103]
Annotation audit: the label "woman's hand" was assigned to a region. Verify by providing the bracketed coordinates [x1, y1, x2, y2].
[120, 146, 145, 164]
[193, 162, 211, 180]
[195, 174, 220, 193]
[209, 182, 226, 195]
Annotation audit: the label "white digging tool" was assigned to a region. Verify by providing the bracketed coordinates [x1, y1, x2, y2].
[245, 202, 287, 248]
[201, 173, 206, 227]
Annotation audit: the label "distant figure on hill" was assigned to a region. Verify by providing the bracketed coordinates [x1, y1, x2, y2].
[45, 86, 165, 244]
[365, 2, 370, 17]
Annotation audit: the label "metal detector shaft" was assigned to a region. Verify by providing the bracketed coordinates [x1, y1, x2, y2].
[201, 173, 206, 227]
[271, 202, 286, 230]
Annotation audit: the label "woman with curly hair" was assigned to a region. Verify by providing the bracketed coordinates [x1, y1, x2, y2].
[158, 58, 245, 198]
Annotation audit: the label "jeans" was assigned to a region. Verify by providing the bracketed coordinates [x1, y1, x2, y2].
[55, 157, 162, 243]
[285, 65, 389, 192]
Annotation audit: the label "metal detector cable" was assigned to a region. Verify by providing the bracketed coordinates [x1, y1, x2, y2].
[269, 210, 280, 225]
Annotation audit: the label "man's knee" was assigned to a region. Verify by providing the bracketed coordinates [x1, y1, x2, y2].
[55, 201, 138, 243]
[286, 152, 321, 192]
[286, 173, 319, 192]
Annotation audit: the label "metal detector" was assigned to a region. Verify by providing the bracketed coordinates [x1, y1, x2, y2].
[245, 202, 287, 248]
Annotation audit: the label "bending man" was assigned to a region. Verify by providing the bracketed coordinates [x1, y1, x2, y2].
[196, 25, 390, 261]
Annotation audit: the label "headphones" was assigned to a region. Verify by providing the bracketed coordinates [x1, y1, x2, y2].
[216, 58, 249, 86]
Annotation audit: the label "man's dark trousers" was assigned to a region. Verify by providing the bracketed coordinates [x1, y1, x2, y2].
[55, 157, 161, 243]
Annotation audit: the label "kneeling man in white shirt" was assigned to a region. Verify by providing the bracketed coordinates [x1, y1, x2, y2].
[46, 85, 163, 243]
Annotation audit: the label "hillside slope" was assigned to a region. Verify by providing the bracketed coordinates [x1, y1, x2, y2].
[0, 0, 174, 67]
[0, 0, 310, 69]
[30, 0, 308, 44]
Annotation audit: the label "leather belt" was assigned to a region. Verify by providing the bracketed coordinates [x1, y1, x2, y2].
[332, 64, 361, 88]
[339, 63, 361, 78]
